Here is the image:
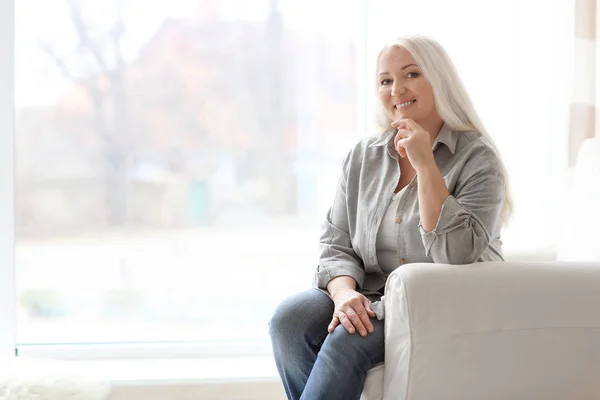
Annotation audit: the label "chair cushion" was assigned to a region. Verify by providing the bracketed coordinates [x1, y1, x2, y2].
[360, 363, 384, 400]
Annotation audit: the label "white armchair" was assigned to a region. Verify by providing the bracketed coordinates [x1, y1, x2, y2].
[360, 261, 600, 400]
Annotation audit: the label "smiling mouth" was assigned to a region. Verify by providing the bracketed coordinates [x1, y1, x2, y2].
[395, 100, 416, 109]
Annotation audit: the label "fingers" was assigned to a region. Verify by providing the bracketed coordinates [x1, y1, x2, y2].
[395, 138, 409, 157]
[336, 311, 356, 334]
[394, 128, 412, 140]
[334, 307, 375, 337]
[358, 298, 375, 334]
[396, 138, 409, 148]
[394, 129, 411, 151]
[330, 292, 377, 337]
[345, 308, 370, 337]
[363, 296, 377, 318]
[355, 307, 374, 335]
[392, 119, 422, 149]
[391, 118, 417, 129]
[394, 128, 412, 158]
[328, 315, 340, 333]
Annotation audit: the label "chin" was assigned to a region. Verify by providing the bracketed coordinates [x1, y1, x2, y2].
[393, 111, 413, 120]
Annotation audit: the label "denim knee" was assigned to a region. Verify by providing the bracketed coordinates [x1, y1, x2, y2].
[269, 289, 333, 343]
[269, 296, 296, 340]
[321, 321, 385, 366]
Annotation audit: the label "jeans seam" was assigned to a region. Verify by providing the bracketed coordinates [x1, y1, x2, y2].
[311, 331, 329, 348]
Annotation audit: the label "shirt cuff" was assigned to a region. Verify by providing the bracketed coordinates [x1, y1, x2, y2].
[371, 297, 385, 320]
[419, 195, 467, 256]
[314, 262, 365, 290]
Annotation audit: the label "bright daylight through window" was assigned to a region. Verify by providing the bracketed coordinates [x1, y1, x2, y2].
[10, 0, 572, 355]
[14, 0, 362, 347]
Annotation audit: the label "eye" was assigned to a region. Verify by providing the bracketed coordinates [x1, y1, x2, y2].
[380, 78, 392, 86]
[407, 72, 420, 79]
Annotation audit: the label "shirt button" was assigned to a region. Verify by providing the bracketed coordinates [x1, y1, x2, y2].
[409, 181, 416, 189]
[394, 216, 402, 224]
[399, 258, 406, 264]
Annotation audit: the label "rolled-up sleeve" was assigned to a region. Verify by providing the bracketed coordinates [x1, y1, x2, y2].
[315, 156, 365, 290]
[419, 154, 506, 265]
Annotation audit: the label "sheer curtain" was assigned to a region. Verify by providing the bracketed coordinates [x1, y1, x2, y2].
[559, 0, 600, 261]
[570, 0, 599, 159]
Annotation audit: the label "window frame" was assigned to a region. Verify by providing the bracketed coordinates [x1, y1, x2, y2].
[0, 0, 16, 359]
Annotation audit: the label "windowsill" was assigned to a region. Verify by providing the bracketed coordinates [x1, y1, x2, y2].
[10, 356, 285, 400]
[55, 356, 280, 386]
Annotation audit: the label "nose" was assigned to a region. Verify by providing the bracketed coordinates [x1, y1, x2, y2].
[391, 81, 406, 97]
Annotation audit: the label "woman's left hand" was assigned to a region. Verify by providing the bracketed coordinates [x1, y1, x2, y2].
[392, 118, 436, 172]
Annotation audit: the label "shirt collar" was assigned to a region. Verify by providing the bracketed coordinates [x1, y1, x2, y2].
[369, 122, 458, 156]
[368, 129, 397, 159]
[431, 123, 457, 155]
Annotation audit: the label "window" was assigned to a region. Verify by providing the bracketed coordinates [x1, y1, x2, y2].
[4, 0, 573, 358]
[13, 0, 363, 351]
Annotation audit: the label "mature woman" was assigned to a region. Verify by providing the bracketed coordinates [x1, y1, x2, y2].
[270, 35, 511, 400]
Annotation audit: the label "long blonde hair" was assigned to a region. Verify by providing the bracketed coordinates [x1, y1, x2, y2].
[375, 35, 513, 223]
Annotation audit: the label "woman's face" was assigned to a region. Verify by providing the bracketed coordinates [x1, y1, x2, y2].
[377, 46, 440, 125]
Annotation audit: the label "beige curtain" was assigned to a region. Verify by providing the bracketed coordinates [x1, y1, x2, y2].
[570, 0, 599, 164]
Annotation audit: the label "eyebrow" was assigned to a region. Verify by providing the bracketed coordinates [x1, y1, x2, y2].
[378, 63, 419, 75]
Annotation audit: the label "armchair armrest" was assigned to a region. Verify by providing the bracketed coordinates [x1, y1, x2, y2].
[382, 261, 600, 400]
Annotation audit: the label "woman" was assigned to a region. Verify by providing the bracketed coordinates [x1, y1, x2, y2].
[269, 35, 512, 400]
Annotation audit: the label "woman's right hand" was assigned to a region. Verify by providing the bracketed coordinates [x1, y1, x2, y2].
[328, 287, 377, 337]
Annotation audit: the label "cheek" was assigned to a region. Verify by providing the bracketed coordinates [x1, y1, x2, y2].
[378, 88, 389, 100]
[417, 85, 435, 109]
[378, 90, 392, 107]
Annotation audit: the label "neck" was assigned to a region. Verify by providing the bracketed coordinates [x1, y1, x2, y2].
[417, 117, 444, 146]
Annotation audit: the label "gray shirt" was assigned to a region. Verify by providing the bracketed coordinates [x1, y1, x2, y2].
[314, 123, 506, 304]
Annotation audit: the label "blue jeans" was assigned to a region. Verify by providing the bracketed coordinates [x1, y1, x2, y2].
[269, 289, 385, 400]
